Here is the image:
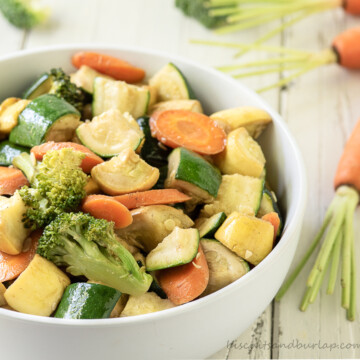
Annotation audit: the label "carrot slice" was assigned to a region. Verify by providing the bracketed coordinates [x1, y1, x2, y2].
[332, 27, 360, 69]
[157, 244, 209, 305]
[0, 230, 41, 283]
[150, 110, 226, 155]
[261, 212, 280, 242]
[82, 194, 133, 229]
[31, 142, 104, 173]
[344, 0, 360, 15]
[114, 189, 191, 209]
[334, 118, 360, 191]
[0, 166, 29, 195]
[71, 51, 146, 83]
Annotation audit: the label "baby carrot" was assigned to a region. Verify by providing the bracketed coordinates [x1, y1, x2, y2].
[0, 166, 29, 195]
[334, 119, 360, 190]
[72, 52, 145, 83]
[344, 0, 360, 14]
[82, 194, 133, 229]
[114, 189, 191, 209]
[31, 142, 104, 173]
[150, 110, 226, 155]
[277, 118, 360, 321]
[332, 27, 360, 69]
[0, 230, 41, 282]
[157, 244, 209, 305]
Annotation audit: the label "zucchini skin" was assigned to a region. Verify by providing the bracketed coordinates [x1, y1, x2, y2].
[23, 73, 52, 100]
[9, 94, 80, 147]
[137, 116, 169, 168]
[0, 140, 29, 166]
[175, 148, 222, 198]
[54, 283, 122, 319]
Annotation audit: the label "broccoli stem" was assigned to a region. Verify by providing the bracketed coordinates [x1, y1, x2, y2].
[12, 152, 36, 182]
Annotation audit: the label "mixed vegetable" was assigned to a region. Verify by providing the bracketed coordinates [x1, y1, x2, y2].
[0, 51, 282, 319]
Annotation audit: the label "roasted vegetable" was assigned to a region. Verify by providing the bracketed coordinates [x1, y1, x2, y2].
[13, 148, 88, 229]
[36, 212, 153, 296]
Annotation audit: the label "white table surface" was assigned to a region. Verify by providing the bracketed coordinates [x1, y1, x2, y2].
[1, 1, 360, 359]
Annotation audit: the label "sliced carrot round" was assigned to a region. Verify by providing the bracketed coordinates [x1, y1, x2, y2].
[31, 142, 104, 173]
[0, 230, 41, 283]
[0, 166, 29, 195]
[82, 194, 133, 229]
[114, 189, 191, 209]
[150, 110, 226, 155]
[343, 0, 360, 14]
[332, 26, 360, 69]
[72, 51, 146, 83]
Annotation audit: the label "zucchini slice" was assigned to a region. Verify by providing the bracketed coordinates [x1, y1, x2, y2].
[92, 77, 150, 118]
[76, 109, 144, 158]
[215, 212, 274, 265]
[0, 140, 29, 166]
[23, 73, 53, 99]
[201, 238, 249, 296]
[195, 212, 226, 238]
[257, 189, 283, 236]
[213, 127, 266, 178]
[0, 98, 30, 135]
[146, 227, 199, 271]
[121, 292, 174, 317]
[201, 174, 264, 217]
[149, 63, 196, 102]
[9, 94, 81, 147]
[54, 283, 122, 319]
[4, 254, 70, 316]
[91, 148, 159, 196]
[165, 147, 222, 203]
[210, 106, 272, 138]
[150, 99, 203, 115]
[136, 116, 169, 167]
[116, 205, 194, 253]
[70, 65, 113, 94]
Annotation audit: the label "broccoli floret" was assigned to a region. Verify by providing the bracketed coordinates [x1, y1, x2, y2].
[13, 148, 88, 229]
[0, 0, 49, 29]
[48, 68, 87, 113]
[37, 212, 153, 296]
[175, 0, 228, 29]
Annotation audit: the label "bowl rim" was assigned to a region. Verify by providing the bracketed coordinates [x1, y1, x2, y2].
[0, 43, 307, 326]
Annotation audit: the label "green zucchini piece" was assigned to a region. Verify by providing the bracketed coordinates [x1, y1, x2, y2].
[201, 174, 264, 217]
[77, 109, 144, 158]
[146, 227, 199, 271]
[257, 188, 283, 236]
[136, 116, 169, 167]
[9, 94, 81, 147]
[165, 147, 222, 202]
[23, 73, 53, 100]
[92, 77, 150, 118]
[0, 140, 29, 166]
[54, 283, 121, 319]
[149, 63, 196, 101]
[195, 212, 226, 238]
[201, 238, 249, 296]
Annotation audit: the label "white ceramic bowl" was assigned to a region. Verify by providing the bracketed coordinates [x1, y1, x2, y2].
[0, 45, 306, 360]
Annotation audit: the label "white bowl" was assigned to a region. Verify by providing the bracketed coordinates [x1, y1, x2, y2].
[0, 45, 306, 360]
